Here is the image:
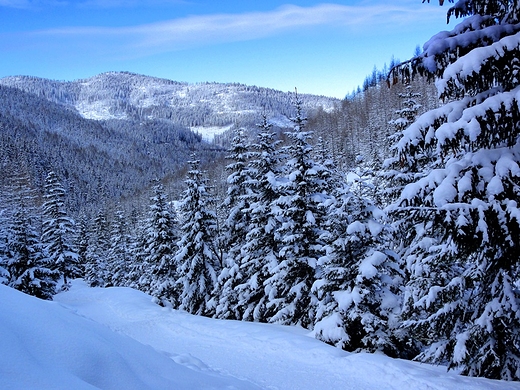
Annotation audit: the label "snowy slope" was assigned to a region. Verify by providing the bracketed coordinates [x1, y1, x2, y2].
[0, 283, 259, 390]
[0, 280, 512, 390]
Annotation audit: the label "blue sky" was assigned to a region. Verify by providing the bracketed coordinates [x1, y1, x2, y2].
[0, 1, 455, 98]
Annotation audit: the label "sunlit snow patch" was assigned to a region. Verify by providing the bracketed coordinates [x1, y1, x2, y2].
[191, 124, 233, 141]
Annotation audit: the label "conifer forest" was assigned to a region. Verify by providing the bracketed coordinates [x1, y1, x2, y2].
[1, 0, 520, 382]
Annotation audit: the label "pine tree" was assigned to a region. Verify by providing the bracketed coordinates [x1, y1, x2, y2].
[383, 85, 423, 206]
[84, 210, 110, 287]
[175, 158, 220, 315]
[233, 116, 284, 322]
[0, 185, 13, 285]
[5, 176, 57, 299]
[41, 171, 81, 289]
[126, 223, 149, 291]
[265, 94, 331, 328]
[390, 0, 520, 380]
[7, 206, 58, 299]
[107, 206, 135, 287]
[213, 128, 253, 319]
[74, 215, 89, 282]
[313, 173, 406, 357]
[0, 213, 8, 285]
[141, 182, 179, 306]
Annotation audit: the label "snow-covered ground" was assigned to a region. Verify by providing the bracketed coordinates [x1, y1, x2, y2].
[190, 124, 234, 141]
[1, 281, 517, 390]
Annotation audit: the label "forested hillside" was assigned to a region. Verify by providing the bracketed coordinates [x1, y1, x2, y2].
[0, 72, 338, 129]
[0, 83, 207, 214]
[0, 72, 341, 213]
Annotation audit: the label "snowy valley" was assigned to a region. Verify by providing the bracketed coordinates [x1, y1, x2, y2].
[2, 1, 520, 388]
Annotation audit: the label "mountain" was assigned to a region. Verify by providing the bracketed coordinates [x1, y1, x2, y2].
[0, 72, 340, 214]
[0, 71, 339, 139]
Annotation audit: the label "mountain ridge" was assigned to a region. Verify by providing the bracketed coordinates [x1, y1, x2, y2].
[0, 71, 340, 132]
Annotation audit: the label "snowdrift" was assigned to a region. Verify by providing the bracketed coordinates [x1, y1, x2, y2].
[1, 280, 517, 389]
[0, 283, 258, 389]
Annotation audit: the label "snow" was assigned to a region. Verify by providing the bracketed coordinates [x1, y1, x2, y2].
[437, 30, 520, 94]
[76, 101, 128, 120]
[191, 124, 234, 141]
[1, 280, 517, 390]
[358, 251, 387, 279]
[421, 16, 520, 74]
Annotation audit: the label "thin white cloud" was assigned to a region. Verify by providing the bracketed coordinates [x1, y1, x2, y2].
[30, 3, 446, 53]
[4, 2, 448, 62]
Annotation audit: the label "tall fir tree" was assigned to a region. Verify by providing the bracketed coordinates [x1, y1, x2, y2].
[75, 215, 89, 281]
[265, 93, 331, 328]
[383, 84, 423, 207]
[142, 182, 179, 306]
[390, 0, 520, 380]
[0, 210, 8, 285]
[313, 172, 406, 357]
[126, 223, 149, 291]
[84, 210, 110, 287]
[41, 171, 81, 289]
[175, 158, 220, 315]
[233, 116, 284, 322]
[213, 128, 254, 319]
[5, 175, 57, 299]
[107, 206, 135, 287]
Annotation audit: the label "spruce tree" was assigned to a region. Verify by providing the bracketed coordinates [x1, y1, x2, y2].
[383, 85, 422, 206]
[75, 215, 89, 281]
[41, 171, 81, 289]
[84, 210, 110, 287]
[265, 94, 330, 328]
[108, 206, 134, 287]
[175, 158, 220, 315]
[5, 177, 57, 299]
[233, 116, 284, 322]
[390, 0, 520, 380]
[313, 173, 405, 357]
[142, 182, 179, 306]
[213, 128, 253, 319]
[127, 223, 149, 291]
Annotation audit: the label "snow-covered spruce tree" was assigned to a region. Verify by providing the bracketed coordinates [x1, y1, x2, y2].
[212, 128, 254, 319]
[383, 85, 422, 206]
[107, 206, 135, 287]
[125, 224, 149, 290]
[313, 171, 406, 357]
[389, 0, 520, 380]
[141, 182, 179, 306]
[175, 158, 220, 315]
[41, 171, 81, 289]
[84, 210, 110, 287]
[5, 178, 58, 299]
[265, 94, 331, 328]
[232, 116, 284, 322]
[313, 136, 340, 197]
[75, 215, 89, 280]
[0, 209, 8, 285]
